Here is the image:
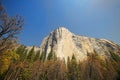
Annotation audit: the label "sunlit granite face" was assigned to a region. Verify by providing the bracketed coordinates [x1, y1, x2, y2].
[39, 27, 120, 61]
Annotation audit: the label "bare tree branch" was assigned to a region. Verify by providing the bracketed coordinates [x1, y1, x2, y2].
[0, 4, 24, 53]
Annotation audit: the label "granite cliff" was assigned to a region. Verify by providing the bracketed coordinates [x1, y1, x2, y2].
[39, 27, 120, 61]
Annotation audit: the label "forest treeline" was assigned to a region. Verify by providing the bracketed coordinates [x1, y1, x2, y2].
[1, 45, 120, 80]
[0, 3, 120, 80]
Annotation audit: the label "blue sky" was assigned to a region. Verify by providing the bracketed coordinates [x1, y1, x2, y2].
[2, 0, 120, 46]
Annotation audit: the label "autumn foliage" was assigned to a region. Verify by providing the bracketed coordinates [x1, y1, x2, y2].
[0, 3, 120, 80]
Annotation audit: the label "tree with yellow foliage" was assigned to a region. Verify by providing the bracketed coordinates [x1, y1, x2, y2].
[0, 3, 23, 79]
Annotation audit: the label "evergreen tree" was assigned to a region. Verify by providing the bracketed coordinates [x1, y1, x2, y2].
[110, 51, 120, 62]
[34, 50, 40, 61]
[27, 46, 35, 62]
[47, 50, 54, 60]
[16, 45, 26, 54]
[16, 45, 27, 61]
[47, 49, 57, 61]
[72, 54, 76, 60]
[40, 52, 46, 61]
[67, 54, 78, 80]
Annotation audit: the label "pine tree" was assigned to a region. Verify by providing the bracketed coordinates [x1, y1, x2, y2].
[40, 52, 46, 61]
[47, 50, 54, 60]
[27, 46, 35, 62]
[72, 54, 76, 60]
[16, 45, 27, 61]
[67, 54, 78, 80]
[34, 50, 40, 61]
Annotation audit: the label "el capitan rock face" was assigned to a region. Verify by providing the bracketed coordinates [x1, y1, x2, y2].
[39, 27, 120, 61]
